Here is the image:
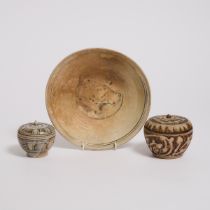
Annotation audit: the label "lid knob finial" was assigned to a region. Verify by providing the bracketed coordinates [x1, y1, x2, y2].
[34, 120, 38, 125]
[166, 114, 172, 118]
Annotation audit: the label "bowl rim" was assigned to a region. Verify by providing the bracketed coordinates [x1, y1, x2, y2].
[45, 48, 151, 150]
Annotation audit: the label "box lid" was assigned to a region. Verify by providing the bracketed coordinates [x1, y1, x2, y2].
[144, 114, 193, 134]
[18, 121, 55, 139]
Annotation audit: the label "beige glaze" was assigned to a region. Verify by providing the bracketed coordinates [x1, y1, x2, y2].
[46, 48, 151, 150]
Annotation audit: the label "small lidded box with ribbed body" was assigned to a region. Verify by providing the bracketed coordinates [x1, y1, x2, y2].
[17, 121, 55, 157]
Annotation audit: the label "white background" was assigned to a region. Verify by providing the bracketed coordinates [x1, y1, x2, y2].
[0, 0, 209, 210]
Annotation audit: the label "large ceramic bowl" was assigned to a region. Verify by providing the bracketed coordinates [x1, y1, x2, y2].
[46, 48, 151, 150]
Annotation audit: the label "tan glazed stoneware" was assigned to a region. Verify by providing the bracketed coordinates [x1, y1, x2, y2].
[144, 114, 193, 159]
[18, 121, 55, 157]
[46, 48, 151, 150]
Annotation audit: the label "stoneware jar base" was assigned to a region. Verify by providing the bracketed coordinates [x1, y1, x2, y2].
[27, 151, 48, 158]
[153, 154, 183, 159]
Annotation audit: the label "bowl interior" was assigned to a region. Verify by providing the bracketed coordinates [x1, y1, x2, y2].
[46, 49, 150, 149]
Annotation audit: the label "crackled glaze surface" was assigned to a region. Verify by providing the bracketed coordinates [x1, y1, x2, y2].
[144, 115, 193, 159]
[46, 48, 151, 150]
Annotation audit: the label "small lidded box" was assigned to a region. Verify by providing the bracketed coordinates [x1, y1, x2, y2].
[144, 114, 193, 159]
[17, 121, 55, 157]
